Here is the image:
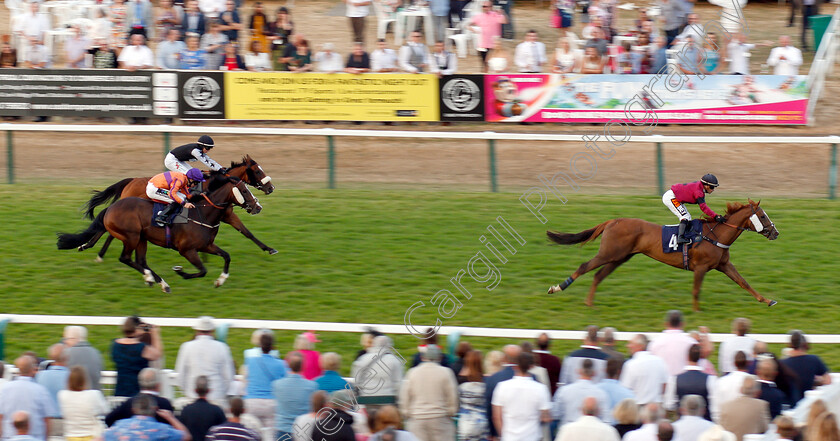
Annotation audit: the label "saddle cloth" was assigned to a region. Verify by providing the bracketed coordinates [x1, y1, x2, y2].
[661, 219, 703, 253]
[152, 202, 189, 225]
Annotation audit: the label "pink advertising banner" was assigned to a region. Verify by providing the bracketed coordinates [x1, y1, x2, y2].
[484, 74, 808, 125]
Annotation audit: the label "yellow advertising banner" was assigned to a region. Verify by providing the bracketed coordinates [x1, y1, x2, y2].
[224, 73, 439, 121]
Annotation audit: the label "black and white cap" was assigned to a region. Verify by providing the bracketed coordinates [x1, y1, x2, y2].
[197, 135, 215, 149]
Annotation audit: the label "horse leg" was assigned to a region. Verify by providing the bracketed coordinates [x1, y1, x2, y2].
[691, 268, 708, 312]
[224, 212, 277, 255]
[586, 255, 635, 307]
[173, 249, 208, 279]
[117, 242, 153, 285]
[77, 230, 106, 253]
[201, 243, 231, 287]
[134, 240, 170, 293]
[95, 235, 115, 263]
[716, 261, 777, 307]
[548, 254, 621, 296]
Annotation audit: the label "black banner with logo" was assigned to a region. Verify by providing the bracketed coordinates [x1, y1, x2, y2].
[0, 69, 176, 117]
[179, 71, 225, 119]
[439, 75, 485, 122]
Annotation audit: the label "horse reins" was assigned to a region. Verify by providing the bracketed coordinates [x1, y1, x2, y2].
[704, 206, 764, 249]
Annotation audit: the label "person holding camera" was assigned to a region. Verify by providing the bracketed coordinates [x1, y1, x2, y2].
[111, 317, 163, 397]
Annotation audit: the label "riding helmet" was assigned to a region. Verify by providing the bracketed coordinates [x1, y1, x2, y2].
[186, 168, 206, 182]
[197, 135, 215, 149]
[701, 173, 719, 187]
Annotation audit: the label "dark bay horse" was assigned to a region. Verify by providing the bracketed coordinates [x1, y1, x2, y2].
[546, 200, 780, 311]
[58, 176, 261, 293]
[81, 155, 276, 260]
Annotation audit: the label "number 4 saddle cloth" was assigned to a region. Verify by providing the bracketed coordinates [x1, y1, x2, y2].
[661, 219, 704, 254]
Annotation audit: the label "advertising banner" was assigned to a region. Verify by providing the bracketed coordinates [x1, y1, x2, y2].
[439, 75, 485, 122]
[224, 73, 439, 121]
[484, 74, 808, 125]
[179, 71, 226, 119]
[0, 69, 176, 117]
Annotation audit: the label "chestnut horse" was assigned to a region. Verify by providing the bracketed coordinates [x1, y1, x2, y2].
[81, 155, 276, 260]
[58, 176, 261, 293]
[546, 200, 779, 311]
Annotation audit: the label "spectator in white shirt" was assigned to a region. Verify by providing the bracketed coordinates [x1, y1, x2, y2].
[64, 25, 91, 68]
[314, 43, 345, 73]
[14, 1, 50, 54]
[727, 33, 755, 75]
[245, 40, 271, 71]
[398, 31, 430, 73]
[345, 0, 370, 44]
[555, 397, 621, 441]
[767, 35, 803, 75]
[59, 366, 109, 440]
[718, 318, 756, 374]
[174, 316, 234, 404]
[429, 41, 457, 76]
[672, 395, 714, 441]
[675, 13, 704, 46]
[650, 310, 697, 377]
[118, 32, 154, 70]
[491, 352, 551, 441]
[514, 29, 547, 73]
[371, 38, 398, 72]
[712, 351, 750, 422]
[199, 0, 225, 19]
[623, 403, 665, 441]
[620, 334, 669, 406]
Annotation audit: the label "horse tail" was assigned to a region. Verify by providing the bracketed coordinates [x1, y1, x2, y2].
[57, 209, 107, 250]
[83, 178, 133, 220]
[547, 220, 614, 246]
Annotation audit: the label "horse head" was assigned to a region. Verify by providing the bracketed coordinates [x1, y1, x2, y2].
[229, 155, 274, 195]
[724, 199, 779, 240]
[206, 176, 263, 215]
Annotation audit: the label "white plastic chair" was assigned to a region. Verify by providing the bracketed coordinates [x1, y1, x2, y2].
[371, 0, 396, 40]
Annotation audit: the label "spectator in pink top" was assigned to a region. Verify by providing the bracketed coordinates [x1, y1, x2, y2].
[468, 0, 507, 72]
[295, 332, 323, 380]
[650, 310, 698, 377]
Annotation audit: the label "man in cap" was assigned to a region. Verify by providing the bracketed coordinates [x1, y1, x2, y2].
[165, 135, 225, 174]
[175, 316, 234, 404]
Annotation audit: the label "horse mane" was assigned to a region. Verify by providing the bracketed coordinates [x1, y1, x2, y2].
[207, 175, 241, 192]
[725, 199, 758, 216]
[229, 155, 254, 169]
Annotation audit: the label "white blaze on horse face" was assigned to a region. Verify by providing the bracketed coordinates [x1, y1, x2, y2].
[261, 176, 272, 184]
[749, 214, 764, 232]
[232, 187, 245, 204]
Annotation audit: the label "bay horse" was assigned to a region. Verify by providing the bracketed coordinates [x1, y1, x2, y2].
[546, 200, 780, 311]
[81, 155, 276, 260]
[57, 176, 261, 293]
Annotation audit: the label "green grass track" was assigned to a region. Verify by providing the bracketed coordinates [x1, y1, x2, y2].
[0, 185, 838, 374]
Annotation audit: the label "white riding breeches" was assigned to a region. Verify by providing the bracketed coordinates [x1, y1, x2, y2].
[662, 189, 692, 221]
[164, 153, 194, 173]
[146, 182, 186, 204]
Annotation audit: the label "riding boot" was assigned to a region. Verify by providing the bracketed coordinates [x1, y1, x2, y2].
[677, 219, 690, 244]
[154, 203, 181, 226]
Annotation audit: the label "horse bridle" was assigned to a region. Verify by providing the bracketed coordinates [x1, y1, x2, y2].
[707, 205, 774, 245]
[223, 163, 272, 193]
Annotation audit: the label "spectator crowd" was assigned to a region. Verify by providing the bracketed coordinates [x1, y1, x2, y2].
[0, 310, 837, 441]
[3, 0, 816, 76]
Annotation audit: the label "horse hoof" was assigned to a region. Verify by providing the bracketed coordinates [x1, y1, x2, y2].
[214, 272, 229, 288]
[268, 248, 278, 255]
[94, 256, 104, 263]
[172, 266, 183, 272]
[145, 281, 154, 287]
[548, 285, 560, 294]
[161, 282, 171, 293]
[77, 245, 86, 252]
[768, 300, 777, 307]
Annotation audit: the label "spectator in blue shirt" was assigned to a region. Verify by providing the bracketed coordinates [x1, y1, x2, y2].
[179, 34, 208, 69]
[34, 344, 70, 418]
[104, 394, 190, 441]
[651, 36, 668, 75]
[245, 333, 288, 432]
[272, 352, 318, 441]
[218, 0, 242, 42]
[781, 331, 831, 404]
[0, 355, 57, 440]
[597, 358, 635, 424]
[315, 353, 350, 394]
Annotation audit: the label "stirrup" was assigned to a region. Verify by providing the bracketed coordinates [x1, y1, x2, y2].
[677, 235, 690, 244]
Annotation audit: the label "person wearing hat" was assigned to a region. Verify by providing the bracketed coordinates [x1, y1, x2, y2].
[662, 173, 725, 244]
[147, 168, 206, 226]
[165, 135, 225, 174]
[174, 316, 234, 404]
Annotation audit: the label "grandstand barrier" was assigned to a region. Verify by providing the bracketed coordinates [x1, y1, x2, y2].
[2, 124, 839, 199]
[3, 313, 840, 345]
